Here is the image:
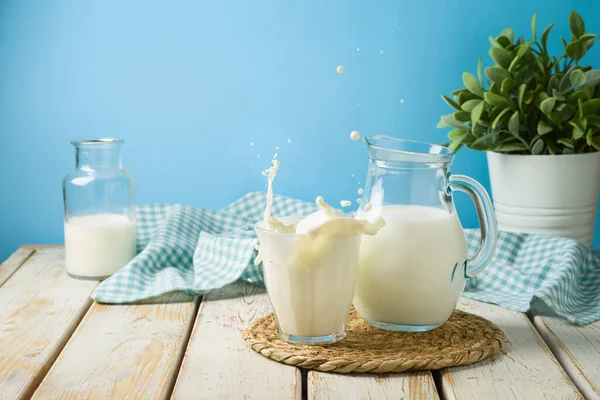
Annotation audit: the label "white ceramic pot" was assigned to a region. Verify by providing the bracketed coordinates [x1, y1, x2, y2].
[487, 151, 600, 246]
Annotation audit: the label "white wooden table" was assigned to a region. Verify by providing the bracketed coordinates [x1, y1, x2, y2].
[0, 246, 598, 399]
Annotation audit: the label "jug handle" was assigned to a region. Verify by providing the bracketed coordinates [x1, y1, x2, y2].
[448, 174, 497, 278]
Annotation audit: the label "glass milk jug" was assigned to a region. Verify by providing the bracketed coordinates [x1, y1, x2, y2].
[63, 139, 136, 280]
[354, 135, 497, 332]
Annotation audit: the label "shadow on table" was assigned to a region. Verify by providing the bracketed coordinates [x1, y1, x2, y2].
[204, 281, 266, 301]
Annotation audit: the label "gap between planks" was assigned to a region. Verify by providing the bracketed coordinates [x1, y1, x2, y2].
[1, 246, 204, 400]
[532, 302, 600, 400]
[437, 298, 583, 400]
[173, 282, 440, 400]
[308, 370, 439, 400]
[0, 247, 98, 400]
[32, 293, 201, 399]
[0, 247, 36, 288]
[171, 283, 302, 399]
[3, 248, 588, 400]
[164, 297, 202, 399]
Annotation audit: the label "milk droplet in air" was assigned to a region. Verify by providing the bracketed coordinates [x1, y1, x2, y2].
[350, 131, 360, 141]
[400, 99, 405, 103]
[276, 146, 279, 150]
[340, 200, 352, 207]
[273, 153, 278, 159]
[351, 174, 355, 178]
[357, 48, 360, 51]
[250, 142, 254, 146]
[356, 198, 362, 204]
[288, 139, 292, 144]
[357, 188, 364, 195]
[380, 50, 384, 54]
[337, 65, 345, 74]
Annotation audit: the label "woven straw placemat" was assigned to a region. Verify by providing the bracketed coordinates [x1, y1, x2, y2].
[242, 308, 506, 373]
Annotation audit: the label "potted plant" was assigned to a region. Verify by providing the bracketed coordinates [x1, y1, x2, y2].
[438, 11, 600, 246]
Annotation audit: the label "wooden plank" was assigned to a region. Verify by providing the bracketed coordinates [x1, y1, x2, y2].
[0, 247, 98, 400]
[171, 283, 301, 399]
[0, 247, 34, 287]
[532, 303, 600, 400]
[308, 371, 439, 400]
[33, 293, 199, 399]
[438, 298, 582, 400]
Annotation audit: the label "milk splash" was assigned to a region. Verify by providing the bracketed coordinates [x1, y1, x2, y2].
[254, 159, 386, 340]
[256, 158, 385, 252]
[261, 159, 280, 231]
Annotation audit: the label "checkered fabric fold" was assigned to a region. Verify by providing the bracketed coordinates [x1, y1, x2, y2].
[92, 193, 600, 325]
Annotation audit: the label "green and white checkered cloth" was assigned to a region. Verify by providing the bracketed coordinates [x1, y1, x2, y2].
[92, 192, 600, 325]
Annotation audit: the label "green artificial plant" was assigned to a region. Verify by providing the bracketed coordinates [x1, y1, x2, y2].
[439, 11, 600, 154]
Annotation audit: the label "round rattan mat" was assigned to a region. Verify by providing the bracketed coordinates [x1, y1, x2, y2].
[242, 308, 506, 373]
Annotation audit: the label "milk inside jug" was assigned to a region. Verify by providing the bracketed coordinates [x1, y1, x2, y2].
[354, 135, 497, 332]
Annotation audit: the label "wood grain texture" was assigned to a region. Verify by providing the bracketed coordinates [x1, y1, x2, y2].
[33, 292, 199, 400]
[532, 304, 600, 400]
[308, 370, 439, 400]
[438, 298, 582, 400]
[0, 248, 98, 400]
[171, 283, 300, 400]
[0, 247, 34, 287]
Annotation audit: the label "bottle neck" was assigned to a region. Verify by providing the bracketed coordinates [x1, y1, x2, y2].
[75, 143, 122, 170]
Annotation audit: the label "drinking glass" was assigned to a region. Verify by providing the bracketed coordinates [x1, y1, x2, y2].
[255, 217, 360, 344]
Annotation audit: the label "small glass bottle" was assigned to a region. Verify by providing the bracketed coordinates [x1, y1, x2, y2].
[63, 139, 136, 280]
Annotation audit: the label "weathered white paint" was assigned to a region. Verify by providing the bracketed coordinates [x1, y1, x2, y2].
[171, 283, 300, 399]
[533, 304, 600, 400]
[0, 247, 34, 287]
[0, 248, 97, 400]
[33, 292, 198, 399]
[438, 298, 582, 400]
[309, 370, 439, 400]
[2, 247, 597, 399]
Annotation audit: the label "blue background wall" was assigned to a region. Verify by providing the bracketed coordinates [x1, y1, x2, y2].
[1, 0, 599, 261]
